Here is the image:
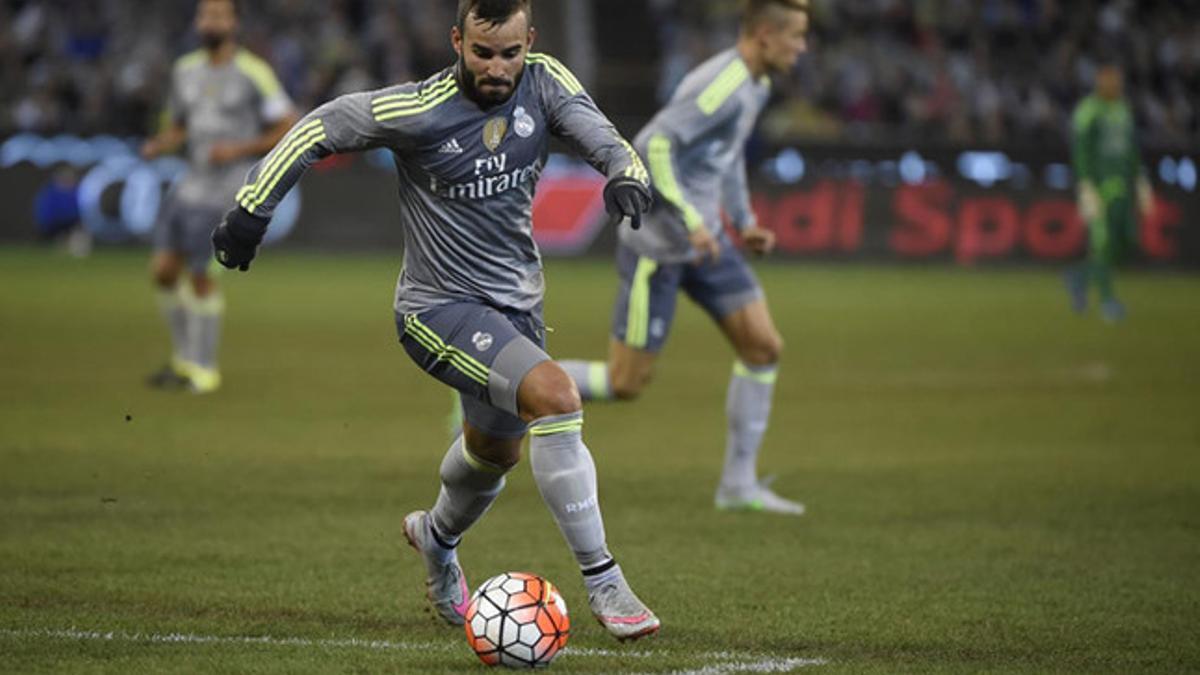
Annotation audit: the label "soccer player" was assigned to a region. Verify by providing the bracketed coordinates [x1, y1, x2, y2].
[210, 0, 660, 641]
[559, 0, 809, 515]
[1065, 59, 1155, 322]
[143, 0, 296, 393]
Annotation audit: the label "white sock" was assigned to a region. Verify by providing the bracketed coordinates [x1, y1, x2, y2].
[721, 361, 778, 492]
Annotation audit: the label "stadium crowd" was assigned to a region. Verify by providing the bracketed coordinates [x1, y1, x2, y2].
[657, 0, 1200, 146]
[0, 0, 455, 136]
[2, 0, 1197, 147]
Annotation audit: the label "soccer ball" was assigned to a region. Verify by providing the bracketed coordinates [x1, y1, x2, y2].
[465, 572, 570, 668]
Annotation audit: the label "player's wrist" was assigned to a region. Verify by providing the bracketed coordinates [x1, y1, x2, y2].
[225, 207, 270, 244]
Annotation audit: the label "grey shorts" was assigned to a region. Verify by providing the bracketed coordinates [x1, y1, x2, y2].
[153, 199, 221, 275]
[611, 239, 763, 352]
[398, 302, 551, 439]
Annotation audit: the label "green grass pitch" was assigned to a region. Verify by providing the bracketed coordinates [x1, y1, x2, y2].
[1, 247, 1198, 673]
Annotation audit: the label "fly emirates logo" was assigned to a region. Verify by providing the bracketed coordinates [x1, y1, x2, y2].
[429, 152, 543, 201]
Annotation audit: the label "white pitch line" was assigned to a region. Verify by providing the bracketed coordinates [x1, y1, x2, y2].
[0, 627, 453, 653]
[671, 657, 830, 675]
[0, 627, 827, 673]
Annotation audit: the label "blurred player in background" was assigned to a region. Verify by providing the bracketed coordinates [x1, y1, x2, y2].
[143, 0, 295, 393]
[209, 0, 661, 642]
[560, 0, 809, 515]
[1065, 59, 1155, 323]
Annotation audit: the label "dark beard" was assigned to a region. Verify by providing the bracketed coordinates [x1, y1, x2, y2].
[457, 58, 520, 109]
[200, 32, 229, 51]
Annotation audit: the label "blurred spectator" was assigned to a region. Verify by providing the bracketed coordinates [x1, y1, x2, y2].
[656, 0, 1200, 147]
[0, 0, 454, 137]
[33, 164, 90, 256]
[1, 0, 1197, 147]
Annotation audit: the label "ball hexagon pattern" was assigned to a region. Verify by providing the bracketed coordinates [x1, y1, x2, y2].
[464, 572, 570, 669]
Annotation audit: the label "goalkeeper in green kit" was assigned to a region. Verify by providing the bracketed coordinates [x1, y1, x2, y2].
[1065, 60, 1155, 322]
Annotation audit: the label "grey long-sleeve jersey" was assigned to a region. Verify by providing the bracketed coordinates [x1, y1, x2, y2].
[621, 49, 770, 263]
[234, 54, 648, 315]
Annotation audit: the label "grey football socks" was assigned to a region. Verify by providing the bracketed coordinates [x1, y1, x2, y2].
[429, 435, 510, 564]
[188, 291, 224, 370]
[559, 360, 612, 401]
[157, 287, 191, 369]
[721, 361, 778, 491]
[528, 412, 616, 582]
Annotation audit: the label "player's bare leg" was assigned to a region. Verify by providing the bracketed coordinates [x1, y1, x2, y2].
[518, 361, 660, 641]
[715, 299, 804, 515]
[607, 338, 658, 401]
[560, 338, 656, 402]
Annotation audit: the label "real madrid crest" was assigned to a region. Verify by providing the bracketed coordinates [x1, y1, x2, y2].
[514, 106, 536, 138]
[483, 117, 508, 153]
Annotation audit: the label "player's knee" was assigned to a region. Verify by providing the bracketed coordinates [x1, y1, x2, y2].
[519, 362, 582, 420]
[152, 264, 178, 288]
[191, 274, 215, 298]
[741, 331, 784, 367]
[151, 254, 182, 288]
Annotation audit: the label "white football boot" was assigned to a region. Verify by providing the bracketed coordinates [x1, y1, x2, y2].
[589, 575, 661, 642]
[715, 476, 806, 516]
[402, 510, 470, 626]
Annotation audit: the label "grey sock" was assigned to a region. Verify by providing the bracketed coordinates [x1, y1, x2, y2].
[429, 435, 509, 550]
[559, 360, 611, 401]
[529, 412, 612, 571]
[722, 361, 778, 492]
[157, 287, 190, 366]
[187, 292, 224, 370]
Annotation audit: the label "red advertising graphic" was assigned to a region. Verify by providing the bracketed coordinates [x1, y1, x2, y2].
[754, 179, 1188, 264]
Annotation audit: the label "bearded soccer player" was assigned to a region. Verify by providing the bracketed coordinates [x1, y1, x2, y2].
[1065, 60, 1155, 322]
[143, 0, 296, 393]
[210, 0, 659, 640]
[560, 0, 808, 515]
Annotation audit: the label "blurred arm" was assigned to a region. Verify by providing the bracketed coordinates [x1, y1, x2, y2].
[141, 71, 188, 159]
[722, 153, 756, 232]
[1071, 101, 1102, 221]
[141, 120, 187, 159]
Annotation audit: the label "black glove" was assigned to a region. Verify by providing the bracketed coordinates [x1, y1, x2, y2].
[603, 176, 652, 230]
[212, 207, 270, 272]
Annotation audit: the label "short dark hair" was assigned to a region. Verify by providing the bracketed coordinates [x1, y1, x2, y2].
[457, 0, 532, 32]
[741, 0, 808, 30]
[199, 0, 240, 15]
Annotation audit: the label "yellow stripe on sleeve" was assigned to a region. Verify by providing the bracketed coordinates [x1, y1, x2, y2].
[528, 53, 583, 96]
[697, 58, 749, 115]
[234, 50, 283, 97]
[646, 134, 703, 232]
[237, 119, 324, 210]
[373, 81, 459, 122]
